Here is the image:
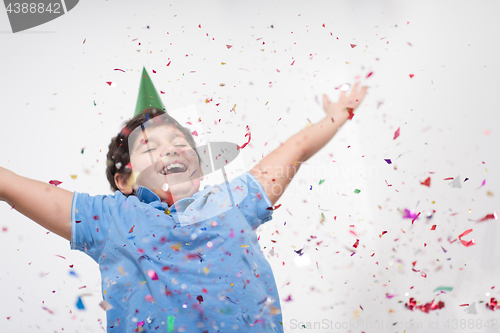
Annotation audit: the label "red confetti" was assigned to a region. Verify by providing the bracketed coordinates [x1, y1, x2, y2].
[477, 212, 498, 222]
[366, 72, 373, 79]
[458, 229, 475, 247]
[430, 225, 437, 230]
[114, 69, 125, 72]
[409, 74, 415, 78]
[106, 82, 112, 86]
[55, 255, 66, 259]
[405, 298, 444, 313]
[420, 177, 431, 187]
[148, 269, 159, 281]
[152, 70, 156, 73]
[129, 225, 135, 233]
[346, 107, 355, 120]
[198, 24, 201, 28]
[459, 304, 470, 307]
[49, 180, 62, 186]
[352, 239, 359, 248]
[350, 44, 356, 48]
[393, 127, 400, 140]
[196, 295, 204, 303]
[226, 45, 233, 49]
[443, 177, 454, 180]
[83, 39, 86, 44]
[237, 132, 251, 150]
[160, 91, 165, 94]
[290, 60, 295, 66]
[166, 61, 171, 66]
[266, 204, 282, 211]
[487, 298, 500, 311]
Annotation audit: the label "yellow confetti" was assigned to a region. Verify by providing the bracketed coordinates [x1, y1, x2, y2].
[240, 245, 249, 248]
[232, 104, 237, 114]
[118, 267, 128, 276]
[203, 267, 210, 275]
[70, 175, 77, 179]
[171, 243, 182, 251]
[230, 283, 234, 287]
[221, 62, 226, 65]
[164, 209, 170, 215]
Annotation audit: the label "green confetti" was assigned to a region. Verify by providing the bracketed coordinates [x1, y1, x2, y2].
[354, 189, 361, 194]
[433, 286, 453, 292]
[93, 100, 96, 106]
[319, 179, 325, 185]
[167, 315, 175, 332]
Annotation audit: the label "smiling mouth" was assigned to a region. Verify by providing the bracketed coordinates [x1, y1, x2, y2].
[159, 163, 188, 176]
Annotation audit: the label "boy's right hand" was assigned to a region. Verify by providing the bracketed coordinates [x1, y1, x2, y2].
[322, 82, 368, 128]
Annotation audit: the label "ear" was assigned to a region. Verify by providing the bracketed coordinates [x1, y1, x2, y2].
[114, 172, 136, 195]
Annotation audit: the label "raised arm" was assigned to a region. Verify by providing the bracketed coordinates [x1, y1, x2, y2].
[0, 166, 73, 241]
[249, 83, 368, 206]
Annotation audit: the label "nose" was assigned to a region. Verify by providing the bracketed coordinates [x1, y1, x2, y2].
[161, 143, 181, 157]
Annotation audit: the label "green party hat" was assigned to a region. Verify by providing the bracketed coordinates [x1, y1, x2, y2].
[134, 67, 166, 117]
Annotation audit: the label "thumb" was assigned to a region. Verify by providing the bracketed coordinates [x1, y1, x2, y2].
[322, 94, 329, 106]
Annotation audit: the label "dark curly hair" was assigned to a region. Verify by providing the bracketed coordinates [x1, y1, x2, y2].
[106, 107, 200, 196]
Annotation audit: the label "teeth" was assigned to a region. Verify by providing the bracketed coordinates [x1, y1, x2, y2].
[166, 163, 185, 170]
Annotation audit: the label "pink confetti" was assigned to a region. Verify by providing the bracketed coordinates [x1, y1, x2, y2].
[350, 44, 356, 48]
[148, 269, 159, 281]
[226, 45, 233, 49]
[237, 132, 251, 150]
[114, 69, 125, 72]
[55, 255, 66, 259]
[458, 229, 475, 247]
[366, 72, 373, 78]
[420, 177, 431, 187]
[405, 298, 444, 313]
[49, 180, 62, 186]
[409, 74, 415, 78]
[476, 179, 486, 189]
[393, 127, 400, 140]
[477, 212, 498, 222]
[145, 295, 154, 302]
[290, 60, 295, 66]
[191, 130, 198, 137]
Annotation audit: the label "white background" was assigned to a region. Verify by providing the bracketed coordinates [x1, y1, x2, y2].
[0, 0, 499, 332]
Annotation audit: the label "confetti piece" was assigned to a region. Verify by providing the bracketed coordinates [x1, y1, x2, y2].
[409, 74, 415, 78]
[70, 175, 77, 179]
[405, 298, 444, 313]
[476, 179, 486, 189]
[237, 132, 251, 150]
[345, 107, 354, 120]
[433, 286, 453, 292]
[99, 300, 113, 311]
[106, 82, 112, 86]
[167, 315, 175, 332]
[83, 38, 86, 44]
[148, 269, 159, 281]
[476, 212, 498, 222]
[191, 130, 198, 137]
[240, 245, 249, 248]
[290, 60, 295, 66]
[366, 72, 373, 79]
[166, 61, 171, 66]
[420, 177, 431, 187]
[55, 255, 66, 259]
[76, 297, 85, 310]
[145, 294, 154, 303]
[393, 127, 400, 140]
[129, 225, 135, 233]
[197, 295, 204, 303]
[354, 189, 361, 194]
[81, 147, 85, 154]
[458, 229, 475, 247]
[487, 298, 500, 311]
[49, 180, 62, 186]
[203, 267, 209, 275]
[319, 179, 325, 185]
[226, 45, 233, 49]
[114, 69, 125, 72]
[350, 44, 356, 48]
[403, 209, 419, 220]
[441, 246, 447, 253]
[352, 239, 359, 248]
[266, 204, 282, 210]
[430, 225, 437, 230]
[384, 159, 392, 164]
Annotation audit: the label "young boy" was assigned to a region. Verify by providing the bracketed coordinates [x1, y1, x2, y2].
[0, 78, 367, 332]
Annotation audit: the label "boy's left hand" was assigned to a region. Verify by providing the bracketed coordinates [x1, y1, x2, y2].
[322, 82, 368, 128]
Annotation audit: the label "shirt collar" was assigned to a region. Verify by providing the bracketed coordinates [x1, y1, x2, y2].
[135, 185, 197, 213]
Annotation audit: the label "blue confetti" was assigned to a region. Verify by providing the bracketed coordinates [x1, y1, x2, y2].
[76, 297, 85, 310]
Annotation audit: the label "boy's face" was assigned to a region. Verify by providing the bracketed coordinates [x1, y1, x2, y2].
[120, 124, 202, 206]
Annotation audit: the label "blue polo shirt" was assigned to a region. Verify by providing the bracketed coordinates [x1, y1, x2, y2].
[70, 172, 283, 332]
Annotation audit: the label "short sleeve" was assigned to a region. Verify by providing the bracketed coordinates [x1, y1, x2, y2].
[231, 172, 274, 230]
[70, 191, 122, 262]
